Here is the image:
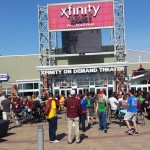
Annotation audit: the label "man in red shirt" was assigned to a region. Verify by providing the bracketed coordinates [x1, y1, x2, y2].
[64, 90, 82, 144]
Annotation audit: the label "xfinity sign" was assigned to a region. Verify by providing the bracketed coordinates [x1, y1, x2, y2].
[41, 67, 124, 75]
[60, 4, 100, 18]
[48, 1, 114, 31]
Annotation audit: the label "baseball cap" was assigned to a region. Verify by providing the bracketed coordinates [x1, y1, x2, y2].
[99, 90, 104, 94]
[70, 90, 76, 95]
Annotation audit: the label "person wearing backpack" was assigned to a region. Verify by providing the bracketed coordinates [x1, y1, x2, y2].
[46, 92, 59, 143]
[79, 94, 88, 132]
[96, 94, 107, 133]
[86, 92, 96, 127]
[86, 93, 93, 127]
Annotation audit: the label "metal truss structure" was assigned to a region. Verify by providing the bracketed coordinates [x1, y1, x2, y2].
[38, 0, 126, 91]
[113, 0, 126, 91]
[38, 0, 126, 66]
[38, 6, 57, 66]
[113, 0, 126, 62]
[38, 6, 57, 92]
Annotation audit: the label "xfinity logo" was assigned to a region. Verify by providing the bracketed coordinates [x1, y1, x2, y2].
[61, 4, 100, 18]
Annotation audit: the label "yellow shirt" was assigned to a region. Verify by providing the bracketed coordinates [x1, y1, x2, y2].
[60, 96, 65, 103]
[32, 98, 37, 101]
[46, 100, 56, 119]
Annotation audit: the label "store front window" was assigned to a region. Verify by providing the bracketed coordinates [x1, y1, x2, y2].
[2, 88, 11, 95]
[53, 72, 114, 96]
[53, 72, 113, 88]
[17, 81, 40, 97]
[34, 83, 39, 89]
[18, 83, 39, 90]
[23, 83, 33, 90]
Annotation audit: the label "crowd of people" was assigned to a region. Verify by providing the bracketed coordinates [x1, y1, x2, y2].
[0, 93, 47, 124]
[0, 89, 150, 144]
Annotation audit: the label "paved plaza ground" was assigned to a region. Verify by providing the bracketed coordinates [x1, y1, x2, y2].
[0, 113, 150, 150]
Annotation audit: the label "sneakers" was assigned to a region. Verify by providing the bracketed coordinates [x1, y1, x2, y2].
[126, 129, 138, 136]
[104, 129, 107, 133]
[76, 140, 81, 144]
[67, 140, 81, 144]
[67, 141, 72, 144]
[88, 123, 91, 128]
[127, 129, 134, 135]
[133, 132, 138, 136]
[18, 113, 22, 116]
[99, 128, 103, 132]
[50, 140, 60, 143]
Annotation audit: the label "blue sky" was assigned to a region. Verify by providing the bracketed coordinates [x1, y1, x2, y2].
[0, 0, 150, 56]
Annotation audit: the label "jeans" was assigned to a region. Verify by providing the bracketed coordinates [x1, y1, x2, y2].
[68, 117, 80, 143]
[20, 107, 31, 120]
[80, 114, 86, 131]
[48, 116, 57, 141]
[98, 111, 107, 130]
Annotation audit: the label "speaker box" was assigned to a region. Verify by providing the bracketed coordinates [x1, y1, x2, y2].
[0, 120, 9, 138]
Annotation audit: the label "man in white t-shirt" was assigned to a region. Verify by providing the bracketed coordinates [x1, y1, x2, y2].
[108, 93, 119, 111]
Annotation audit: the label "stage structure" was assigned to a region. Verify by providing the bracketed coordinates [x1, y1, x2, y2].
[38, 0, 127, 94]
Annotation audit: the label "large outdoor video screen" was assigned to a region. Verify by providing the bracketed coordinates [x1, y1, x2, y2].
[48, 0, 114, 32]
[62, 29, 102, 54]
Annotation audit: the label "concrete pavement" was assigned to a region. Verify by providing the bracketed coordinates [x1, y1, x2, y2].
[0, 113, 150, 150]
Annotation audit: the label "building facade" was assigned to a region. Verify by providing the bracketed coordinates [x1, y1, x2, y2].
[0, 49, 150, 97]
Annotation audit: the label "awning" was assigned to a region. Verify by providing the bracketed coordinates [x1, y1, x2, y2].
[129, 71, 150, 83]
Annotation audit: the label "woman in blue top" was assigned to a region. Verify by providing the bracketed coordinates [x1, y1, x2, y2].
[79, 94, 88, 132]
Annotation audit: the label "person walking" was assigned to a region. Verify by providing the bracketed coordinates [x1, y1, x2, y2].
[64, 90, 82, 144]
[96, 94, 107, 133]
[86, 92, 96, 127]
[46, 92, 59, 143]
[0, 94, 11, 120]
[79, 94, 88, 132]
[124, 90, 138, 135]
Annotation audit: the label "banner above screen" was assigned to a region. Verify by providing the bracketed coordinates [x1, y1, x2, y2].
[48, 1, 114, 32]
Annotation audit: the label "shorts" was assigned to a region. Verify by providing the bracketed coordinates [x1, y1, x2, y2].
[124, 112, 137, 122]
[86, 108, 95, 117]
[2, 112, 10, 120]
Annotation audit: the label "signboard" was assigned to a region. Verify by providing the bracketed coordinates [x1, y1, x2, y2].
[0, 73, 10, 81]
[41, 67, 125, 75]
[62, 30, 102, 54]
[48, 1, 114, 31]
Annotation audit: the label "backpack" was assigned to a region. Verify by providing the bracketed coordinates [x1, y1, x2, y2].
[137, 100, 141, 111]
[45, 99, 52, 116]
[45, 98, 60, 115]
[87, 99, 91, 108]
[55, 99, 60, 111]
